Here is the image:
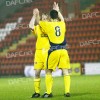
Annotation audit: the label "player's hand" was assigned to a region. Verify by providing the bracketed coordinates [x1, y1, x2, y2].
[53, 2, 59, 12]
[33, 8, 39, 16]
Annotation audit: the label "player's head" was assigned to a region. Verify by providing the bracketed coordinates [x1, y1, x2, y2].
[50, 10, 58, 19]
[41, 13, 49, 21]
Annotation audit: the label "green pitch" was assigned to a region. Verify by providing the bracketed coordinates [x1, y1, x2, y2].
[0, 75, 100, 100]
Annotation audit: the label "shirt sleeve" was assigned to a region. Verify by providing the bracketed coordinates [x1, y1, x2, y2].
[39, 21, 47, 34]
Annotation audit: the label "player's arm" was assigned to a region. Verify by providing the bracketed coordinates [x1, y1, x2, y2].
[58, 10, 64, 21]
[29, 8, 40, 30]
[35, 9, 40, 25]
[35, 9, 47, 34]
[29, 15, 35, 30]
[29, 9, 36, 30]
[33, 8, 40, 25]
[53, 2, 64, 21]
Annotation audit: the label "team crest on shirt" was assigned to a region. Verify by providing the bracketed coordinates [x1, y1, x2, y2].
[41, 34, 48, 37]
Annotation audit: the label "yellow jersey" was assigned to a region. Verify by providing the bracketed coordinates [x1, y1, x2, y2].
[33, 25, 50, 49]
[39, 21, 66, 46]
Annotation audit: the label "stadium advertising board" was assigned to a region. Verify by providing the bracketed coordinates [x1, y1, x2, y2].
[84, 63, 100, 75]
[69, 63, 81, 75]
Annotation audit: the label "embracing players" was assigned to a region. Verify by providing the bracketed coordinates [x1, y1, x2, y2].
[29, 2, 71, 98]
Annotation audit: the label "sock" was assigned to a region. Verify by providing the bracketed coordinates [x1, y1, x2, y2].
[64, 75, 70, 93]
[45, 74, 53, 94]
[34, 78, 40, 93]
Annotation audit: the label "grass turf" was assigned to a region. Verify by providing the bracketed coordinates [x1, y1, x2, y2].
[0, 75, 100, 100]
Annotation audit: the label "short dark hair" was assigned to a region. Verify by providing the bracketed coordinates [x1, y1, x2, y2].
[50, 10, 58, 19]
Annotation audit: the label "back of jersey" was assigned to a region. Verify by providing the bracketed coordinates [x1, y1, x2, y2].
[39, 21, 66, 45]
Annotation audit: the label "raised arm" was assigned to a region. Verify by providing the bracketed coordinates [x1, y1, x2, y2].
[29, 8, 40, 29]
[53, 2, 64, 21]
[35, 8, 40, 25]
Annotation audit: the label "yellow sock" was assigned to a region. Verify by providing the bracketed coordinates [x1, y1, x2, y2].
[64, 75, 70, 93]
[45, 74, 53, 94]
[34, 78, 40, 93]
